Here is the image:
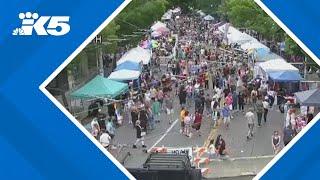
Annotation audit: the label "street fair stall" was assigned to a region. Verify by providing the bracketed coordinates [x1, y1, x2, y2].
[71, 75, 128, 99]
[241, 40, 269, 52]
[203, 15, 214, 21]
[254, 51, 282, 62]
[70, 75, 129, 126]
[218, 24, 256, 45]
[255, 58, 302, 93]
[151, 21, 167, 31]
[268, 71, 302, 82]
[117, 46, 152, 65]
[171, 7, 181, 14]
[295, 88, 320, 107]
[162, 10, 173, 21]
[115, 61, 142, 72]
[255, 59, 299, 79]
[108, 69, 141, 81]
[197, 10, 206, 17]
[288, 88, 320, 133]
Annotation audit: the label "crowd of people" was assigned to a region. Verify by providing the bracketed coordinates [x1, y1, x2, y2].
[87, 10, 315, 157]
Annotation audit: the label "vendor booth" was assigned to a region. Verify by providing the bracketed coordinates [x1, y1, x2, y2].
[151, 21, 167, 31]
[71, 75, 128, 99]
[254, 51, 282, 62]
[162, 10, 172, 21]
[115, 61, 141, 72]
[203, 15, 214, 21]
[117, 46, 152, 65]
[218, 24, 256, 45]
[108, 69, 141, 81]
[241, 41, 269, 52]
[295, 88, 320, 106]
[255, 59, 302, 93]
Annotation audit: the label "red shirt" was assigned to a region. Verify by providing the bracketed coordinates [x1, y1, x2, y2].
[194, 114, 202, 124]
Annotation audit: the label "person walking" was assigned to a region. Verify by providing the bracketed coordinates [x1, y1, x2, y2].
[133, 120, 146, 149]
[245, 108, 255, 140]
[186, 83, 193, 107]
[251, 88, 258, 106]
[164, 94, 174, 124]
[130, 106, 139, 128]
[193, 111, 202, 136]
[272, 131, 281, 154]
[106, 118, 115, 139]
[180, 107, 186, 134]
[238, 92, 245, 112]
[147, 107, 155, 130]
[205, 94, 212, 117]
[157, 88, 164, 111]
[225, 93, 233, 118]
[211, 98, 219, 127]
[262, 97, 269, 123]
[99, 130, 111, 149]
[205, 71, 209, 89]
[184, 111, 192, 137]
[151, 98, 161, 123]
[178, 86, 187, 107]
[256, 98, 264, 127]
[221, 103, 231, 129]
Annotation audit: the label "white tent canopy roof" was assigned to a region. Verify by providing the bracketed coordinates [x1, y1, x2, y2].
[240, 40, 269, 51]
[219, 24, 256, 45]
[117, 46, 151, 65]
[258, 59, 299, 73]
[151, 21, 167, 31]
[108, 69, 140, 81]
[162, 10, 172, 20]
[172, 7, 181, 13]
[197, 10, 206, 16]
[204, 15, 214, 21]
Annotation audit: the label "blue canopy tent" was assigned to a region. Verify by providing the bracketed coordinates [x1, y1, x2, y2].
[268, 71, 302, 82]
[115, 61, 141, 72]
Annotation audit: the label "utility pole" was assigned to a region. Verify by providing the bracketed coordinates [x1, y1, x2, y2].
[93, 35, 104, 76]
[304, 56, 307, 79]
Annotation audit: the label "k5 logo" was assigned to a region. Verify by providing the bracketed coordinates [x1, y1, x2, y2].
[13, 12, 70, 36]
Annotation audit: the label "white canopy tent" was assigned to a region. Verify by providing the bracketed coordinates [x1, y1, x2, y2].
[240, 40, 270, 51]
[151, 21, 167, 31]
[255, 59, 299, 79]
[162, 10, 172, 20]
[172, 7, 181, 13]
[197, 10, 206, 16]
[204, 15, 214, 21]
[108, 69, 140, 81]
[219, 24, 256, 45]
[117, 46, 152, 65]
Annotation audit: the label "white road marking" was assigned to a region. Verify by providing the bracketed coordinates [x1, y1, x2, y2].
[147, 119, 179, 153]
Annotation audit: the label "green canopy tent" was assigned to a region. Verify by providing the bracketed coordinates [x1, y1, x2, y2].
[71, 75, 128, 99]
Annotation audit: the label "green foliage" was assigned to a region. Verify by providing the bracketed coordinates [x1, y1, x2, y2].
[285, 35, 304, 56]
[88, 0, 304, 57]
